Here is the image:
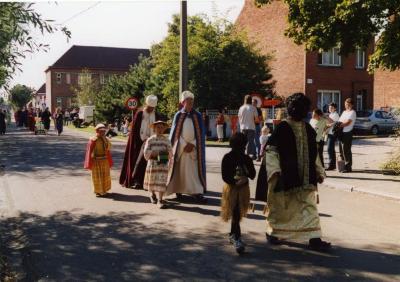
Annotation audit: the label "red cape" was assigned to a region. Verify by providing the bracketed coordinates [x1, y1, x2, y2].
[84, 137, 113, 170]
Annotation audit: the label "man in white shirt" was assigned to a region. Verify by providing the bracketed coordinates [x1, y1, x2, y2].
[338, 98, 357, 173]
[310, 109, 328, 167]
[238, 95, 258, 160]
[326, 103, 340, 170]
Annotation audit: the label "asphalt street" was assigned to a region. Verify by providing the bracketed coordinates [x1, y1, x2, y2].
[0, 127, 399, 281]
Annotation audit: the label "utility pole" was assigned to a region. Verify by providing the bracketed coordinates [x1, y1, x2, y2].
[179, 0, 188, 96]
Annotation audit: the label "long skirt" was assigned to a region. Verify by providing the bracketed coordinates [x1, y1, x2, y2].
[265, 176, 322, 240]
[143, 160, 169, 192]
[216, 124, 224, 139]
[91, 159, 111, 195]
[221, 183, 250, 222]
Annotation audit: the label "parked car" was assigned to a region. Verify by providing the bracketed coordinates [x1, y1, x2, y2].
[354, 110, 399, 135]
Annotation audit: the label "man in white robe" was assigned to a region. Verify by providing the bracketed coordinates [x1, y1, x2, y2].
[167, 91, 207, 203]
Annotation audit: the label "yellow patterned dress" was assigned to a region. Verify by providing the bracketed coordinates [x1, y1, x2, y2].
[91, 137, 112, 195]
[264, 119, 325, 240]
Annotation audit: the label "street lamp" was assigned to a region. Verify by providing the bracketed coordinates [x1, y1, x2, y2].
[179, 0, 188, 96]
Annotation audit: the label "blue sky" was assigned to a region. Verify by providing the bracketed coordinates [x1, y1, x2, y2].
[12, 0, 244, 89]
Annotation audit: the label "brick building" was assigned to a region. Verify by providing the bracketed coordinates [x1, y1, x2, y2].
[374, 69, 400, 109]
[236, 0, 374, 112]
[45, 45, 149, 112]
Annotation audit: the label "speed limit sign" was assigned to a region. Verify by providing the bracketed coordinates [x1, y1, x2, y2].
[125, 97, 139, 110]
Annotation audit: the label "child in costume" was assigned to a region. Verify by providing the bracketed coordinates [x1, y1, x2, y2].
[259, 125, 271, 157]
[221, 132, 256, 254]
[143, 121, 172, 209]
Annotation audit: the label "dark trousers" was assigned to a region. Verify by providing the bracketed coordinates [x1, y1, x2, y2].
[255, 124, 261, 157]
[317, 140, 325, 167]
[242, 129, 256, 157]
[339, 131, 353, 170]
[230, 202, 241, 240]
[327, 134, 337, 168]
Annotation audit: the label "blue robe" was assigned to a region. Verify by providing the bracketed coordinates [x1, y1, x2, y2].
[168, 109, 207, 192]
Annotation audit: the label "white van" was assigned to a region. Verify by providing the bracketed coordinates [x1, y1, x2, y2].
[79, 106, 95, 123]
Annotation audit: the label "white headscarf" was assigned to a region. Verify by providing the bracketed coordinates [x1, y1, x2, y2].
[145, 95, 158, 107]
[180, 91, 194, 103]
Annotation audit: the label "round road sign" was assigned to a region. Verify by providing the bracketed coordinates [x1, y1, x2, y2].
[125, 97, 139, 110]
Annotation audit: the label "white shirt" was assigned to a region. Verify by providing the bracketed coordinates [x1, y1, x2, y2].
[140, 110, 155, 141]
[328, 112, 340, 135]
[339, 110, 357, 133]
[238, 104, 258, 131]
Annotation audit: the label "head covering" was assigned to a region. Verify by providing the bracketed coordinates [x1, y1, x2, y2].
[180, 91, 194, 103]
[150, 120, 169, 128]
[145, 95, 158, 107]
[95, 123, 106, 131]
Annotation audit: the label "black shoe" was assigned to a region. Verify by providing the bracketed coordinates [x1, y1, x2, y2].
[266, 233, 280, 245]
[149, 194, 157, 204]
[176, 193, 183, 201]
[308, 238, 332, 252]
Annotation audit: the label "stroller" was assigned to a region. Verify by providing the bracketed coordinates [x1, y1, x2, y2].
[34, 117, 47, 135]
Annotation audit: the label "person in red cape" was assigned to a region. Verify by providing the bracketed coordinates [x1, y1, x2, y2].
[84, 123, 113, 197]
[119, 95, 162, 189]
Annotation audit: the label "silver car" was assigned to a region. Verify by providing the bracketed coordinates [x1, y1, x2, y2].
[354, 110, 399, 135]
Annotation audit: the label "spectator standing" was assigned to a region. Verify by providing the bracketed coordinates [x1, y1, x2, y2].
[55, 108, 64, 136]
[0, 110, 6, 135]
[325, 103, 340, 170]
[64, 109, 70, 125]
[339, 98, 357, 173]
[202, 110, 210, 139]
[238, 95, 258, 160]
[216, 110, 225, 142]
[252, 99, 264, 161]
[310, 109, 328, 167]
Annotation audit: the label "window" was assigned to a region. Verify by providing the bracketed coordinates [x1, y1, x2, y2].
[56, 73, 62, 84]
[100, 74, 105, 84]
[375, 111, 383, 119]
[56, 97, 62, 108]
[356, 48, 365, 69]
[356, 95, 363, 111]
[78, 73, 91, 85]
[66, 73, 71, 84]
[319, 48, 341, 66]
[317, 90, 341, 113]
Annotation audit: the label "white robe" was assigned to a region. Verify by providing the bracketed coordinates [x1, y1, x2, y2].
[167, 117, 204, 195]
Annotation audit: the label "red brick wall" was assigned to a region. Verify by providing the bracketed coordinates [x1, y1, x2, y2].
[236, 0, 305, 98]
[374, 69, 400, 109]
[305, 46, 374, 111]
[47, 68, 126, 113]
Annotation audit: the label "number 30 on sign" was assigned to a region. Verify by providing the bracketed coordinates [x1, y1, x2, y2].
[125, 97, 139, 110]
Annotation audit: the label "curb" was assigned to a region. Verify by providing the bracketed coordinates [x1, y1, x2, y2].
[323, 179, 400, 201]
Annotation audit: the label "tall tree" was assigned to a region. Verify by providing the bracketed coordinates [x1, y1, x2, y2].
[255, 0, 400, 71]
[9, 84, 34, 109]
[0, 2, 70, 87]
[95, 56, 153, 123]
[151, 15, 274, 117]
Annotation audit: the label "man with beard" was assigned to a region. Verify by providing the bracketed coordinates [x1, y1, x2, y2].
[119, 95, 162, 189]
[166, 91, 207, 203]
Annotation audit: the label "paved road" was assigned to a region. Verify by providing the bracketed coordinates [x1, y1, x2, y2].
[0, 127, 399, 281]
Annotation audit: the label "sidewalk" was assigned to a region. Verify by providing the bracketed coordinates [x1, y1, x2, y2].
[323, 137, 400, 200]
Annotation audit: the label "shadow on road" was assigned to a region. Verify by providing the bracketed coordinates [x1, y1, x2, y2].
[1, 211, 399, 281]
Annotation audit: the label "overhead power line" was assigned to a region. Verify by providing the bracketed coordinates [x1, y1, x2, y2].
[57, 2, 101, 26]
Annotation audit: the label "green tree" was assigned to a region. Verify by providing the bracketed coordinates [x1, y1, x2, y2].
[9, 84, 34, 109]
[151, 15, 274, 117]
[255, 0, 400, 71]
[73, 69, 98, 106]
[95, 56, 153, 123]
[0, 2, 70, 87]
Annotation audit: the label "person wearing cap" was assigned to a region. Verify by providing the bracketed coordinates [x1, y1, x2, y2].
[143, 121, 172, 208]
[167, 91, 207, 203]
[119, 95, 162, 189]
[84, 123, 113, 197]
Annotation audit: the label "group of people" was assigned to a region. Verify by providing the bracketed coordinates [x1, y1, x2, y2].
[14, 106, 64, 135]
[84, 91, 338, 255]
[310, 98, 357, 173]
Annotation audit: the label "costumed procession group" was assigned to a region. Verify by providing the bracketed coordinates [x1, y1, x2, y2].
[84, 91, 335, 255]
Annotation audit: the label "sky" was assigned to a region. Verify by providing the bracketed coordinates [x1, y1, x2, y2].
[11, 0, 245, 90]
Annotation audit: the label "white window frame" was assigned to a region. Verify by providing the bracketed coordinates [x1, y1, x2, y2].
[56, 73, 62, 84]
[100, 73, 105, 84]
[355, 48, 365, 69]
[320, 48, 341, 66]
[66, 73, 71, 84]
[317, 90, 342, 113]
